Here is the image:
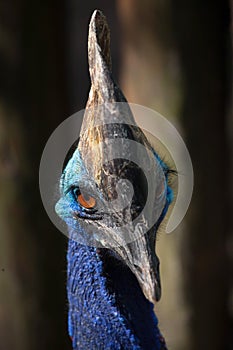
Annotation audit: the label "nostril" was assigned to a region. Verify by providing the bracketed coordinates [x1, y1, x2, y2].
[133, 264, 143, 274]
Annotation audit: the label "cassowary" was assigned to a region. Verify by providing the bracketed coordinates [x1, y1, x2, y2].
[56, 10, 173, 350]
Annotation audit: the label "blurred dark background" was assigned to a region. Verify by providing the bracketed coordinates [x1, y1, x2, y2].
[0, 1, 232, 349]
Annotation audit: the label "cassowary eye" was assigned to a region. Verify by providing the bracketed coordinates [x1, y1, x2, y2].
[78, 193, 96, 209]
[73, 188, 96, 209]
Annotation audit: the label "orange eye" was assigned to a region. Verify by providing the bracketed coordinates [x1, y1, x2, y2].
[77, 193, 96, 209]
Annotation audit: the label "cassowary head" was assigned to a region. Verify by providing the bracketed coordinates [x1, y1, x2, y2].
[56, 10, 173, 305]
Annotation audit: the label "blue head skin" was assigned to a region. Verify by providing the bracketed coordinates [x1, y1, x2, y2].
[55, 9, 174, 350]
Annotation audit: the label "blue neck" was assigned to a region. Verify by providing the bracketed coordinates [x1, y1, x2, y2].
[67, 239, 167, 350]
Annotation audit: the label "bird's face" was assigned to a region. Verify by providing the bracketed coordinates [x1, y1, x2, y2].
[56, 103, 170, 304]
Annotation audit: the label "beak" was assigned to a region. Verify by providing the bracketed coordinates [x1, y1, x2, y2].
[78, 10, 163, 304]
[112, 228, 161, 303]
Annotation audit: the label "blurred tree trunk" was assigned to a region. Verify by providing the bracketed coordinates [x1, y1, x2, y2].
[117, 0, 232, 349]
[173, 1, 232, 349]
[0, 1, 71, 349]
[117, 1, 188, 349]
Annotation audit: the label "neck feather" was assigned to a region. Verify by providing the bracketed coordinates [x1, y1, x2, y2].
[67, 239, 166, 350]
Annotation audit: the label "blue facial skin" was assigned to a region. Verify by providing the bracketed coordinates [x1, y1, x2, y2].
[56, 148, 173, 230]
[56, 147, 171, 350]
